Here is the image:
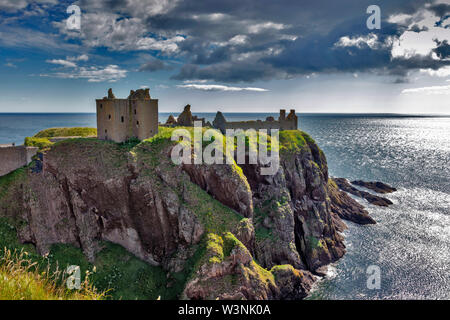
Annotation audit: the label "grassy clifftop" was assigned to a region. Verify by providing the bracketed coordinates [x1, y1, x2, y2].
[0, 126, 325, 300]
[24, 127, 97, 150]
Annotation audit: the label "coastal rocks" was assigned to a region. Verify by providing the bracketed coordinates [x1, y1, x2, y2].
[271, 265, 315, 300]
[240, 160, 305, 270]
[177, 105, 194, 126]
[333, 178, 393, 207]
[183, 233, 314, 300]
[212, 111, 227, 133]
[182, 162, 254, 218]
[165, 115, 177, 125]
[280, 144, 346, 272]
[328, 180, 376, 225]
[351, 180, 397, 194]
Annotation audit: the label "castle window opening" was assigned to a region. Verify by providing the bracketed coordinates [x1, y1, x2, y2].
[100, 104, 103, 109]
[121, 116, 124, 123]
[134, 109, 136, 115]
[108, 114, 111, 120]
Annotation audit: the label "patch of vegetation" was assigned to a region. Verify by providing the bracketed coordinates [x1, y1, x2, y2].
[205, 233, 224, 264]
[0, 167, 27, 201]
[184, 182, 243, 235]
[279, 130, 308, 154]
[0, 248, 105, 300]
[0, 218, 181, 300]
[270, 264, 303, 279]
[307, 236, 323, 250]
[24, 137, 53, 149]
[255, 226, 273, 241]
[33, 127, 97, 138]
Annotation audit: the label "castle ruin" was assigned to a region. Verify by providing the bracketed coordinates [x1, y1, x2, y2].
[212, 109, 298, 133]
[0, 144, 38, 177]
[96, 88, 158, 143]
[164, 107, 298, 133]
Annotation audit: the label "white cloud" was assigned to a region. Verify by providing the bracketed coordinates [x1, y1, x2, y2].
[228, 35, 248, 45]
[248, 22, 286, 34]
[46, 59, 77, 68]
[55, 12, 184, 54]
[335, 33, 392, 50]
[402, 84, 450, 95]
[420, 66, 450, 77]
[41, 64, 127, 82]
[4, 62, 17, 68]
[136, 36, 185, 53]
[391, 11, 450, 59]
[177, 84, 269, 92]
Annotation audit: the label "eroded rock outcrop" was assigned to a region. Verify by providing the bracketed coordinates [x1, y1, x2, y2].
[0, 129, 376, 299]
[333, 178, 393, 207]
[351, 180, 397, 194]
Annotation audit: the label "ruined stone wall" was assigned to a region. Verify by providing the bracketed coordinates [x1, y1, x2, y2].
[97, 94, 159, 143]
[224, 120, 287, 131]
[97, 99, 133, 143]
[0, 146, 38, 177]
[131, 99, 158, 141]
[220, 110, 298, 132]
[97, 99, 132, 143]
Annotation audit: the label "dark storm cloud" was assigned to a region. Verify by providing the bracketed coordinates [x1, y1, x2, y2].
[72, 0, 448, 82]
[433, 40, 450, 59]
[427, 3, 450, 17]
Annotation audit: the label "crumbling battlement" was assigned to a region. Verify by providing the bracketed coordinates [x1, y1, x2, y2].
[96, 88, 158, 143]
[212, 109, 298, 133]
[0, 144, 38, 177]
[164, 107, 298, 133]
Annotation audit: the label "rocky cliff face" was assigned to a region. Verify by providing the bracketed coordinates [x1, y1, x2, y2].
[0, 129, 374, 300]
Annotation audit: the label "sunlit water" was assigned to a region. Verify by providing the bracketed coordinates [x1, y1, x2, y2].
[0, 113, 449, 299]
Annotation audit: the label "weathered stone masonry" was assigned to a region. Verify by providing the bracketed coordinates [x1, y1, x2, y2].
[212, 109, 298, 133]
[0, 144, 38, 177]
[96, 88, 158, 143]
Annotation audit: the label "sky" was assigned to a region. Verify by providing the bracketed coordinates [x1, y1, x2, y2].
[0, 0, 449, 114]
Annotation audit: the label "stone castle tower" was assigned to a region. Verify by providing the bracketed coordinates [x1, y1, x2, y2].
[96, 88, 158, 143]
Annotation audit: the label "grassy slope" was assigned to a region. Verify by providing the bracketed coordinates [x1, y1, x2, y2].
[24, 127, 97, 150]
[0, 127, 319, 300]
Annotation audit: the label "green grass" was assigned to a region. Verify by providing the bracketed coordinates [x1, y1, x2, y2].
[24, 137, 53, 149]
[0, 248, 105, 300]
[0, 218, 179, 300]
[33, 127, 97, 138]
[307, 236, 323, 250]
[0, 167, 27, 201]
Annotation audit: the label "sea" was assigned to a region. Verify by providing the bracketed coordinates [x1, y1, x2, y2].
[0, 112, 449, 300]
